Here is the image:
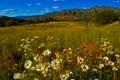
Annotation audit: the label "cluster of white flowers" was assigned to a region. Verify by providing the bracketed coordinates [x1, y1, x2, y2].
[81, 64, 89, 72]
[100, 38, 114, 54]
[112, 66, 118, 71]
[19, 38, 31, 52]
[102, 56, 118, 70]
[35, 62, 51, 77]
[13, 73, 25, 80]
[19, 36, 40, 52]
[51, 58, 62, 70]
[115, 54, 120, 68]
[13, 37, 120, 80]
[98, 64, 104, 69]
[60, 70, 72, 80]
[31, 52, 51, 77]
[33, 54, 43, 62]
[96, 38, 119, 71]
[108, 61, 115, 66]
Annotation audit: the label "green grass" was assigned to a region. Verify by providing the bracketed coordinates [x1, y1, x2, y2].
[0, 21, 120, 80]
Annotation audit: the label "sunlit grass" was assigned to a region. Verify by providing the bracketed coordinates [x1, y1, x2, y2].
[0, 21, 120, 80]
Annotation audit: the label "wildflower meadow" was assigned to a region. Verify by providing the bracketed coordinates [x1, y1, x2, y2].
[0, 22, 120, 80]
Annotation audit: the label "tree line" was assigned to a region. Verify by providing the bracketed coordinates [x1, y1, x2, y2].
[0, 16, 33, 27]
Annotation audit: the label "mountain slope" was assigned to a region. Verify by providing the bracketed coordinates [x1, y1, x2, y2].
[25, 6, 120, 22]
[1, 6, 120, 27]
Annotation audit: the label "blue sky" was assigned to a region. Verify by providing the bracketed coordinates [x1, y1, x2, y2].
[0, 0, 120, 17]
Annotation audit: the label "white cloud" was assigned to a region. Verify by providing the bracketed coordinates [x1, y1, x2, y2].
[113, 0, 120, 3]
[53, 0, 57, 1]
[45, 10, 49, 12]
[1, 9, 14, 12]
[53, 0, 65, 2]
[0, 11, 6, 16]
[44, 8, 49, 11]
[36, 3, 41, 5]
[82, 7, 88, 9]
[0, 11, 6, 14]
[1, 14, 5, 15]
[52, 6, 59, 9]
[44, 8, 49, 12]
[27, 4, 32, 6]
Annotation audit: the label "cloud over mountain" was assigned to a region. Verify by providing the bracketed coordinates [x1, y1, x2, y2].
[52, 6, 59, 9]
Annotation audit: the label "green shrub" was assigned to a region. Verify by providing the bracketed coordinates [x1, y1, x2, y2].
[94, 10, 119, 25]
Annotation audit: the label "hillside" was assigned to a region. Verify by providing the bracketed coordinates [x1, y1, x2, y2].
[26, 6, 120, 22]
[1, 6, 120, 27]
[0, 16, 32, 27]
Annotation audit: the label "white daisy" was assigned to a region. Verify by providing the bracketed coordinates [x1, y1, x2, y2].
[24, 60, 32, 69]
[42, 49, 51, 56]
[77, 56, 84, 64]
[81, 64, 89, 72]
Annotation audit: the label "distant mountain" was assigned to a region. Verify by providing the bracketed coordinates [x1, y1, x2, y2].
[15, 16, 31, 19]
[15, 15, 40, 19]
[1, 6, 120, 27]
[25, 6, 120, 22]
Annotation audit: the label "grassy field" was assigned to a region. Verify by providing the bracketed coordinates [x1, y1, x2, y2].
[0, 21, 120, 80]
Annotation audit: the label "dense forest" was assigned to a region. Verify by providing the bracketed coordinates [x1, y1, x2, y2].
[0, 6, 120, 27]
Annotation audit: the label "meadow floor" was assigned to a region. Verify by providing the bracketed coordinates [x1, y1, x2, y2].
[0, 21, 120, 80]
